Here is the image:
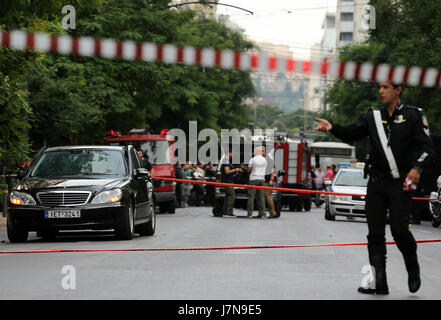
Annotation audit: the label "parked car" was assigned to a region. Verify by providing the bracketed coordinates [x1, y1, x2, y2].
[7, 145, 156, 242]
[324, 168, 368, 221]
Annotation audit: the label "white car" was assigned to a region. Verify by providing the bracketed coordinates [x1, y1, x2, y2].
[324, 168, 368, 221]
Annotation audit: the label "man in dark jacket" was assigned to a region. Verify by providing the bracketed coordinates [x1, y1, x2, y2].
[314, 80, 433, 295]
[137, 150, 154, 175]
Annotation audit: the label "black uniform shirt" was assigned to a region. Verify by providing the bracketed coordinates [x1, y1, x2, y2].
[330, 104, 434, 178]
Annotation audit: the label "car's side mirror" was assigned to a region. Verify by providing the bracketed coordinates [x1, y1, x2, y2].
[135, 168, 150, 178]
[16, 168, 27, 180]
[277, 170, 286, 177]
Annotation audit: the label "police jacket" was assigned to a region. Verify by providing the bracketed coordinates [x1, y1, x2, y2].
[330, 104, 434, 178]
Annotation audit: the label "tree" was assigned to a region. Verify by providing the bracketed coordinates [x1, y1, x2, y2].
[0, 0, 104, 169]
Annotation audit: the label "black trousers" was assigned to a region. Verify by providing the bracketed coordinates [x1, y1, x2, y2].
[365, 177, 417, 258]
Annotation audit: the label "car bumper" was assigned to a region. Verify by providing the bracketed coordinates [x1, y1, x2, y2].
[7, 203, 128, 231]
[329, 201, 366, 217]
[155, 191, 175, 203]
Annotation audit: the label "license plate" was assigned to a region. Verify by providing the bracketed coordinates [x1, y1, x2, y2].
[354, 204, 365, 211]
[44, 209, 81, 218]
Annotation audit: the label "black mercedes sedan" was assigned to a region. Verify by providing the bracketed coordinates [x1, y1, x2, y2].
[7, 145, 156, 242]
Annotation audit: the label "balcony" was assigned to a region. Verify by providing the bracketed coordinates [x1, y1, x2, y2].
[340, 21, 354, 33]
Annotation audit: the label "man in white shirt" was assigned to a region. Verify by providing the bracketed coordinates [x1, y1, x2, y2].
[314, 166, 325, 208]
[247, 147, 267, 218]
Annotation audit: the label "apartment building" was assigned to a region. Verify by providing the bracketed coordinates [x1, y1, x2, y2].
[336, 0, 370, 48]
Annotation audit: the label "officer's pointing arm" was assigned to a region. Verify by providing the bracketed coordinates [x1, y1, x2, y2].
[315, 113, 369, 143]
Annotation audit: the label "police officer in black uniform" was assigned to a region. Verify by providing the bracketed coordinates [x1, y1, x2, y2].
[314, 80, 434, 295]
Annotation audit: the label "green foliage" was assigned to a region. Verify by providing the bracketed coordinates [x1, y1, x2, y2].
[0, 73, 32, 170]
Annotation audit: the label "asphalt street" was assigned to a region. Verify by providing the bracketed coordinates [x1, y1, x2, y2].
[1, 206, 440, 300]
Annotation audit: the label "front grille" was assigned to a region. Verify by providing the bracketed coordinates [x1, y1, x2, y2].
[37, 191, 91, 206]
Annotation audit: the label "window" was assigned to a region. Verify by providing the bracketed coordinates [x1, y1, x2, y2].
[141, 141, 171, 165]
[326, 16, 336, 28]
[341, 12, 353, 21]
[130, 148, 141, 170]
[108, 140, 171, 165]
[311, 147, 353, 157]
[340, 32, 353, 41]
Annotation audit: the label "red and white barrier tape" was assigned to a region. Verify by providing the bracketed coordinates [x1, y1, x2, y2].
[2, 29, 441, 87]
[152, 177, 441, 201]
[1, 239, 440, 255]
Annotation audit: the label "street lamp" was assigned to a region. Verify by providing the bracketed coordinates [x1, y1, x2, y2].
[166, 1, 253, 15]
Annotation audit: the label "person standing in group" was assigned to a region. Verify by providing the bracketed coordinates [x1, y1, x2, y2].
[204, 162, 216, 206]
[314, 80, 433, 295]
[324, 164, 334, 183]
[220, 151, 242, 216]
[262, 146, 277, 218]
[175, 162, 184, 208]
[310, 165, 317, 191]
[182, 163, 194, 208]
[314, 166, 325, 208]
[247, 147, 267, 219]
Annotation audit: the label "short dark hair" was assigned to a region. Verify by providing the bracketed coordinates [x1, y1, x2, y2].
[392, 83, 403, 97]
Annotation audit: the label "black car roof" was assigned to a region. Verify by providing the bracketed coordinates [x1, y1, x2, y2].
[44, 145, 128, 152]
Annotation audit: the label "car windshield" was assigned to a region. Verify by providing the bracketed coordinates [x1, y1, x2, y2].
[30, 149, 127, 178]
[334, 170, 369, 187]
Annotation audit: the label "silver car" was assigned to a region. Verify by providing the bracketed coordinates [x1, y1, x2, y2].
[324, 168, 368, 220]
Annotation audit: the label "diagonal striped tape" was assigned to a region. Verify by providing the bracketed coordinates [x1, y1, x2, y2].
[2, 29, 441, 87]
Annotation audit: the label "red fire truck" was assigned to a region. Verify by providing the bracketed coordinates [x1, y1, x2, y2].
[102, 129, 177, 213]
[274, 135, 312, 212]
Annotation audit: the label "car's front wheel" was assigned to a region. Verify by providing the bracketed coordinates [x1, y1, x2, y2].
[138, 201, 156, 236]
[7, 219, 28, 243]
[115, 201, 135, 240]
[324, 200, 335, 221]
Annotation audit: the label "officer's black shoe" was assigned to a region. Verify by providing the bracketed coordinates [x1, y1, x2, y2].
[223, 212, 235, 217]
[357, 287, 389, 295]
[358, 256, 389, 295]
[404, 255, 421, 293]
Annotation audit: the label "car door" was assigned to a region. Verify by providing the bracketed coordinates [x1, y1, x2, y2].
[129, 147, 149, 219]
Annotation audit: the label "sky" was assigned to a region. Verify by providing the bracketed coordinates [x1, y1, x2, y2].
[216, 0, 337, 60]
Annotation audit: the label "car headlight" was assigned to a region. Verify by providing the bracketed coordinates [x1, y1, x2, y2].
[10, 191, 37, 206]
[332, 195, 351, 201]
[91, 189, 122, 204]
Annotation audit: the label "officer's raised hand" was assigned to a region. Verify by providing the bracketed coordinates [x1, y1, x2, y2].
[314, 118, 333, 132]
[405, 168, 421, 188]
